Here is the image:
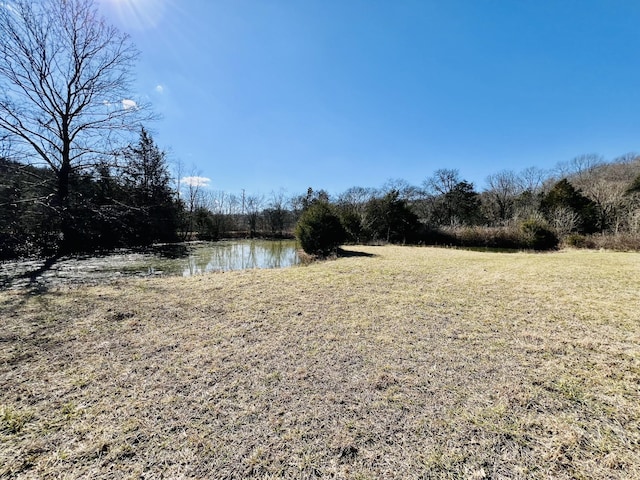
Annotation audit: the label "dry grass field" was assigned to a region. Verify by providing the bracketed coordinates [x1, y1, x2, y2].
[1, 246, 639, 479]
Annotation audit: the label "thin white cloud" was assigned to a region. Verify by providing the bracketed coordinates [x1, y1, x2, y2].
[155, 84, 164, 94]
[122, 99, 137, 110]
[180, 176, 211, 187]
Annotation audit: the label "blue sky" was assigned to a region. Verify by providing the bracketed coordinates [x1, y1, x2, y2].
[99, 0, 640, 196]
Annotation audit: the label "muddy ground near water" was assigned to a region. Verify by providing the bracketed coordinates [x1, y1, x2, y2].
[0, 251, 166, 290]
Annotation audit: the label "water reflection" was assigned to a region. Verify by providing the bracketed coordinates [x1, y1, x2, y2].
[181, 240, 300, 276]
[0, 240, 301, 289]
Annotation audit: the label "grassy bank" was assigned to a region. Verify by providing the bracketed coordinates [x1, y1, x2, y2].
[1, 246, 639, 479]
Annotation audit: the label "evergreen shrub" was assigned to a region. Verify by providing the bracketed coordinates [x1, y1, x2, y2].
[295, 202, 346, 257]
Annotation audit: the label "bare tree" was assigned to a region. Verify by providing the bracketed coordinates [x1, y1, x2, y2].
[334, 186, 375, 241]
[421, 169, 461, 226]
[207, 190, 229, 216]
[484, 170, 521, 225]
[205, 190, 233, 237]
[424, 169, 460, 196]
[266, 189, 288, 236]
[549, 207, 581, 237]
[179, 169, 207, 240]
[510, 166, 548, 219]
[337, 186, 374, 215]
[580, 173, 628, 232]
[612, 152, 639, 165]
[245, 194, 264, 237]
[555, 154, 605, 182]
[0, 0, 149, 241]
[569, 156, 640, 232]
[518, 166, 547, 193]
[382, 178, 420, 202]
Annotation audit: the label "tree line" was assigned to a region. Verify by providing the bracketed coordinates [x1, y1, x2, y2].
[0, 128, 181, 258]
[181, 153, 640, 256]
[2, 0, 640, 259]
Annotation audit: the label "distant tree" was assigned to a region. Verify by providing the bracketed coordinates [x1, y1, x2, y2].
[335, 186, 375, 243]
[570, 159, 640, 232]
[541, 179, 598, 234]
[363, 190, 419, 243]
[612, 152, 639, 165]
[299, 187, 330, 211]
[192, 207, 219, 240]
[337, 209, 364, 244]
[614, 162, 640, 233]
[517, 166, 547, 193]
[483, 170, 520, 225]
[178, 168, 207, 240]
[513, 189, 543, 220]
[422, 170, 482, 227]
[245, 194, 264, 237]
[0, 0, 150, 251]
[203, 190, 235, 238]
[264, 190, 289, 236]
[425, 169, 460, 197]
[512, 166, 547, 218]
[444, 181, 484, 225]
[555, 154, 605, 181]
[548, 206, 581, 237]
[422, 169, 461, 226]
[337, 186, 376, 209]
[382, 178, 420, 201]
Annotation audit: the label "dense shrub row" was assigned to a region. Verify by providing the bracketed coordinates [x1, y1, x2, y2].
[294, 159, 640, 256]
[295, 199, 560, 256]
[563, 233, 640, 251]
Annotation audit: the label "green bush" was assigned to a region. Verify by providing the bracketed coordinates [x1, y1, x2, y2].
[295, 202, 346, 257]
[363, 190, 420, 243]
[520, 219, 559, 250]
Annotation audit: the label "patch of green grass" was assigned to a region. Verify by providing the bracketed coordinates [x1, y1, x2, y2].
[1, 405, 33, 434]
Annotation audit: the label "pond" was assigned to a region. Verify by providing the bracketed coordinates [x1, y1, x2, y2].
[177, 239, 301, 275]
[0, 239, 301, 290]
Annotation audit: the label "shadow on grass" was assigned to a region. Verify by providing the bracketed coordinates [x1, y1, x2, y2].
[451, 246, 522, 254]
[0, 254, 62, 293]
[337, 248, 376, 258]
[24, 255, 61, 281]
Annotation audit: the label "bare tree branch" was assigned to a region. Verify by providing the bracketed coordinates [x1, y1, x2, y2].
[0, 0, 153, 192]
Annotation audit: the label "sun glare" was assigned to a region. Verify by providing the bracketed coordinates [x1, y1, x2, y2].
[101, 0, 168, 31]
